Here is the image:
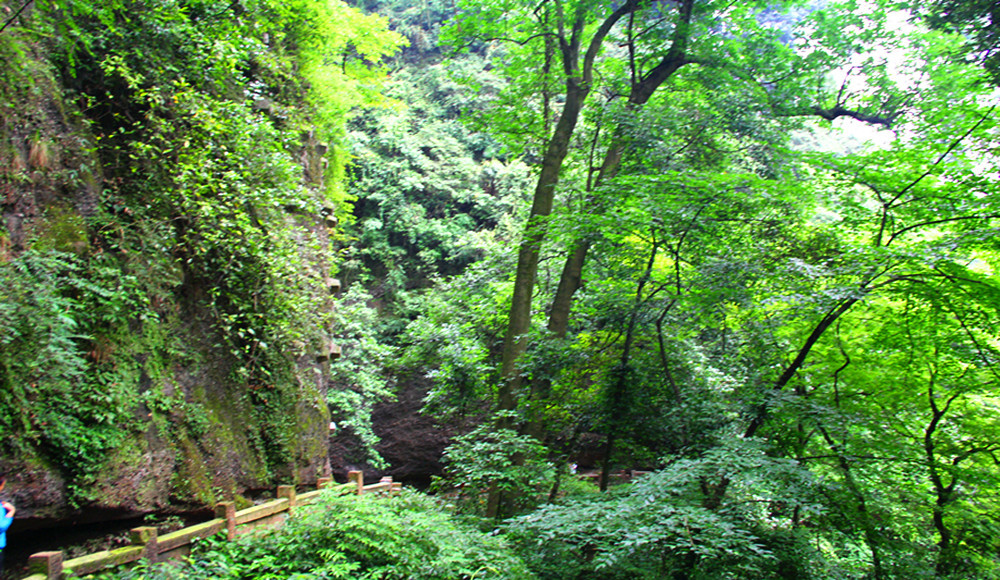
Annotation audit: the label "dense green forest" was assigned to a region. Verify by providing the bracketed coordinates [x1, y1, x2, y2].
[1, 0, 999, 578]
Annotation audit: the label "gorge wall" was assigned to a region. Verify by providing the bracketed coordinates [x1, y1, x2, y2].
[0, 0, 365, 525]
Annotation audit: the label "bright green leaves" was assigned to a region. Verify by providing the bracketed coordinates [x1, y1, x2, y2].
[280, 0, 407, 142]
[439, 413, 554, 516]
[506, 439, 818, 579]
[737, 63, 1000, 573]
[403, 253, 516, 416]
[378, 1, 1000, 576]
[442, 0, 545, 48]
[326, 285, 398, 468]
[783, 269, 1000, 575]
[343, 57, 530, 294]
[28, 0, 123, 71]
[122, 84, 318, 385]
[0, 251, 148, 491]
[916, 0, 1000, 85]
[710, 1, 913, 129]
[88, 489, 535, 579]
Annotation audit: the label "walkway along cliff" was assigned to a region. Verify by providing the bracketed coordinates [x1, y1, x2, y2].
[21, 472, 401, 580]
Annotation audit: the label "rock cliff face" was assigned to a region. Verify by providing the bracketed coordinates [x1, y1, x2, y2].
[372, 375, 450, 487]
[0, 4, 339, 523]
[328, 375, 450, 487]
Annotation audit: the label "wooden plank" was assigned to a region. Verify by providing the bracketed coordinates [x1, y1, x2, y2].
[297, 489, 324, 504]
[63, 545, 144, 576]
[235, 512, 285, 536]
[348, 471, 363, 495]
[157, 519, 226, 552]
[27, 551, 61, 580]
[299, 483, 353, 504]
[361, 482, 391, 494]
[234, 498, 289, 525]
[158, 544, 193, 562]
[215, 502, 236, 539]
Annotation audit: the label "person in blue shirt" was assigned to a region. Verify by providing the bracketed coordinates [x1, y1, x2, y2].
[0, 500, 14, 575]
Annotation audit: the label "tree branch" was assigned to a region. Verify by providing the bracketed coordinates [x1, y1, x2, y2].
[0, 0, 34, 35]
[744, 295, 861, 439]
[885, 105, 996, 210]
[887, 213, 1000, 245]
[808, 104, 901, 128]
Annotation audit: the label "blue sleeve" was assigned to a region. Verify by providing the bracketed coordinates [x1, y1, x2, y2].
[0, 513, 10, 549]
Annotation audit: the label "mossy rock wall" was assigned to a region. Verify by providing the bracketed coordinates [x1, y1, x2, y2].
[0, 5, 339, 519]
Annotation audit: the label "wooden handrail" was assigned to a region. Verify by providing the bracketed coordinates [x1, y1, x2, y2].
[22, 472, 398, 579]
[234, 498, 289, 525]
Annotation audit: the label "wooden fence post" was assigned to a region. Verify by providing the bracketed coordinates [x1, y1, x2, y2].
[277, 484, 296, 515]
[317, 476, 333, 489]
[28, 551, 62, 580]
[215, 501, 236, 539]
[130, 526, 159, 562]
[347, 470, 363, 495]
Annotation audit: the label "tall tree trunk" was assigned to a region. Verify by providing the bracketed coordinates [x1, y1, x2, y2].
[497, 79, 587, 414]
[542, 2, 694, 346]
[599, 432, 616, 492]
[497, 0, 641, 414]
[523, 1, 695, 438]
[598, 236, 660, 490]
[490, 2, 643, 516]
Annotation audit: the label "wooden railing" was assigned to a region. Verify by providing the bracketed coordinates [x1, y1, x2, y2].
[23, 471, 401, 580]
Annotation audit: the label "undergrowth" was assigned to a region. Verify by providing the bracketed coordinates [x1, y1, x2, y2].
[87, 489, 534, 580]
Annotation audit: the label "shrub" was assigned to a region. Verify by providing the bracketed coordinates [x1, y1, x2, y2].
[90, 488, 535, 579]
